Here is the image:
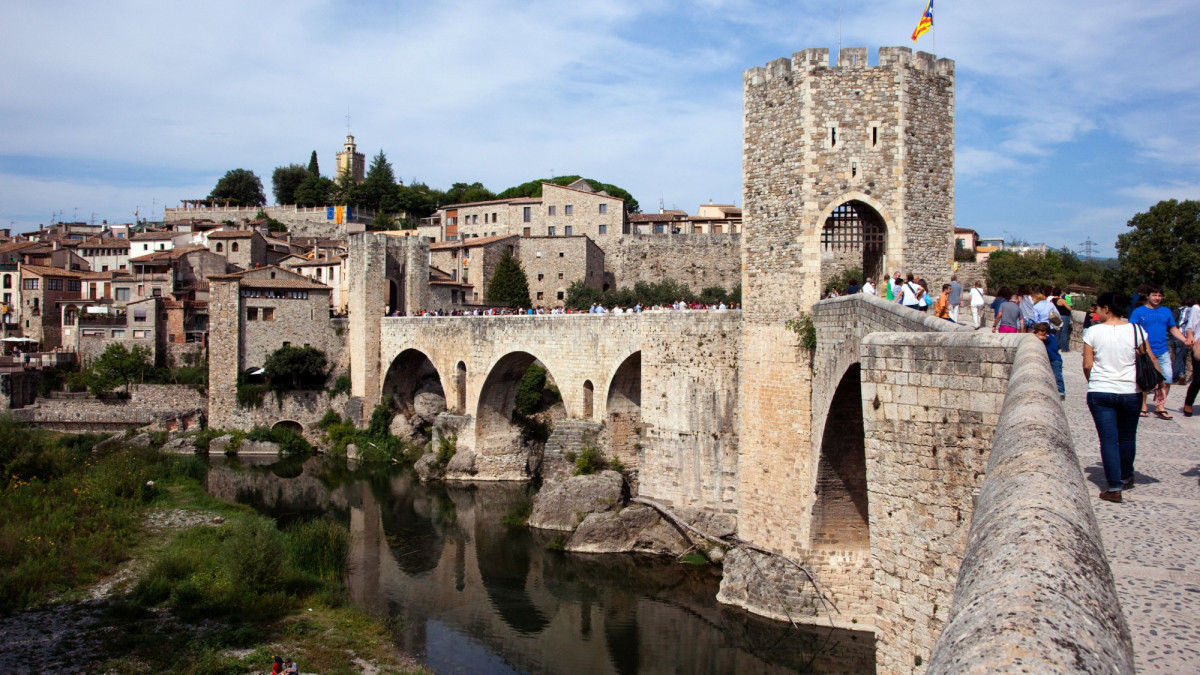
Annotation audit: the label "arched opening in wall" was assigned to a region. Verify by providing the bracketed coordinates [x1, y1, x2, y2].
[476, 352, 562, 454]
[388, 280, 400, 315]
[243, 366, 266, 385]
[583, 380, 594, 420]
[272, 420, 303, 435]
[820, 200, 887, 294]
[383, 349, 445, 422]
[606, 352, 641, 466]
[810, 364, 869, 552]
[455, 361, 467, 412]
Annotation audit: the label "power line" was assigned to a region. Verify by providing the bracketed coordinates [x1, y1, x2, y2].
[1079, 237, 1098, 261]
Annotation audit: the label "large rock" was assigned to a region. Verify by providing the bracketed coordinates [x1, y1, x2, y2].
[163, 436, 198, 454]
[389, 414, 417, 443]
[566, 505, 687, 555]
[444, 449, 478, 478]
[209, 434, 235, 454]
[414, 453, 443, 482]
[528, 470, 625, 531]
[237, 440, 280, 456]
[412, 391, 447, 422]
[127, 433, 154, 448]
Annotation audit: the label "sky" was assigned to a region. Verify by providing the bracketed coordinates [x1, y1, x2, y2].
[2, 0, 1198, 258]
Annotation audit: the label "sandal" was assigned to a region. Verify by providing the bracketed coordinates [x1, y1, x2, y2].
[1155, 409, 1173, 420]
[1140, 410, 1150, 418]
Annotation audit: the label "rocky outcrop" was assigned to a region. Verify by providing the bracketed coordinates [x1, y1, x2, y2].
[567, 503, 737, 557]
[162, 435, 198, 454]
[528, 470, 625, 531]
[413, 453, 443, 482]
[444, 449, 478, 478]
[237, 440, 280, 456]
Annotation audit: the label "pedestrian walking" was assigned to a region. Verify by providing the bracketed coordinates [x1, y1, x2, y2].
[1183, 297, 1200, 416]
[1033, 321, 1065, 399]
[1083, 291, 1155, 503]
[1129, 285, 1192, 419]
[897, 273, 925, 311]
[948, 274, 963, 324]
[935, 284, 952, 320]
[969, 281, 986, 329]
[1168, 299, 1192, 384]
[863, 277, 876, 296]
[993, 291, 1023, 333]
[1053, 288, 1074, 352]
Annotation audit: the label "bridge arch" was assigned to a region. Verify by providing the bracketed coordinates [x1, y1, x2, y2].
[818, 193, 896, 292]
[476, 351, 564, 451]
[383, 348, 446, 415]
[272, 419, 304, 434]
[810, 363, 869, 551]
[605, 351, 642, 464]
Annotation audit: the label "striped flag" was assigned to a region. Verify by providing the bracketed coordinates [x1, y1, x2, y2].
[912, 1, 933, 43]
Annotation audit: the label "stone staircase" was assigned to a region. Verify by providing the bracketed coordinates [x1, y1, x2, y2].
[544, 420, 602, 458]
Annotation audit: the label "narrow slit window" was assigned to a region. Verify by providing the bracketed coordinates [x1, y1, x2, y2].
[872, 126, 878, 146]
[852, 162, 858, 177]
[831, 128, 837, 146]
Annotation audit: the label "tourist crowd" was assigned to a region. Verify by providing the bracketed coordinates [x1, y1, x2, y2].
[387, 301, 740, 317]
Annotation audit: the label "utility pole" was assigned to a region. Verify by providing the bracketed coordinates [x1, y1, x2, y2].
[1079, 237, 1098, 261]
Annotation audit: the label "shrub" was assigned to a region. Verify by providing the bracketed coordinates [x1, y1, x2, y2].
[574, 446, 604, 475]
[785, 313, 817, 350]
[514, 364, 547, 416]
[286, 518, 350, 583]
[328, 374, 351, 398]
[236, 384, 270, 409]
[317, 409, 342, 430]
[436, 434, 457, 465]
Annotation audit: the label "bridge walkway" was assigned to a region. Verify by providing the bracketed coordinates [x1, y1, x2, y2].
[1061, 350, 1200, 672]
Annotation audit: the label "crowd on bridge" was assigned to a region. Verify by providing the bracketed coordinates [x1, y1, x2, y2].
[387, 301, 741, 318]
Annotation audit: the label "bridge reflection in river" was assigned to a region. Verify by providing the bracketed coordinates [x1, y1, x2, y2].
[206, 456, 875, 674]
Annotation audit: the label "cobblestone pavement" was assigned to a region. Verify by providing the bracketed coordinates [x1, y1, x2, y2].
[1060, 350, 1200, 672]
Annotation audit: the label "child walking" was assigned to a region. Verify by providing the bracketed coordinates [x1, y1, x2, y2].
[1033, 321, 1065, 399]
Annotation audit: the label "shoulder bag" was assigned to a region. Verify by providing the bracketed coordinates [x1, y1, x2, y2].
[1134, 325, 1164, 392]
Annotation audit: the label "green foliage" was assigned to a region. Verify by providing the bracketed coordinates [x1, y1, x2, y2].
[236, 384, 270, 409]
[271, 164, 310, 206]
[208, 168, 266, 207]
[254, 208, 288, 233]
[825, 267, 863, 294]
[501, 500, 534, 528]
[37, 363, 79, 395]
[441, 181, 496, 205]
[436, 434, 457, 465]
[394, 180, 442, 220]
[514, 363, 548, 416]
[328, 374, 351, 398]
[367, 395, 395, 438]
[565, 277, 740, 310]
[293, 174, 335, 207]
[986, 248, 1103, 292]
[264, 345, 327, 391]
[306, 150, 320, 177]
[245, 425, 312, 456]
[1111, 199, 1200, 301]
[786, 313, 817, 350]
[318, 409, 342, 430]
[285, 518, 350, 583]
[486, 252, 531, 308]
[353, 150, 400, 213]
[496, 175, 640, 213]
[78, 343, 153, 395]
[678, 552, 709, 566]
[574, 446, 604, 475]
[372, 212, 399, 230]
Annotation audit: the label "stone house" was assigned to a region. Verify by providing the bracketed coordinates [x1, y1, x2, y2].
[517, 236, 605, 307]
[18, 264, 86, 349]
[205, 229, 269, 270]
[66, 297, 161, 365]
[130, 228, 187, 256]
[428, 235, 517, 301]
[440, 180, 627, 242]
[285, 253, 347, 313]
[77, 236, 131, 273]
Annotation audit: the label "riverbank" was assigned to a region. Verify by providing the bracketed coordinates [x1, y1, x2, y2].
[0, 419, 429, 673]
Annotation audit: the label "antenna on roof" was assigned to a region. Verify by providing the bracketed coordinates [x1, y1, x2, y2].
[659, 197, 665, 213]
[346, 107, 352, 135]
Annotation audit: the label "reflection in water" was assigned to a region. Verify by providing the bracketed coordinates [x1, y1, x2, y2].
[208, 457, 875, 674]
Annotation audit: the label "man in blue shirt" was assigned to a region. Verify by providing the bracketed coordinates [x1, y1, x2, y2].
[1129, 285, 1193, 419]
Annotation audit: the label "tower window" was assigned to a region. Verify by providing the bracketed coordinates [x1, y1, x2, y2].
[872, 126, 878, 147]
[852, 162, 858, 177]
[831, 128, 837, 146]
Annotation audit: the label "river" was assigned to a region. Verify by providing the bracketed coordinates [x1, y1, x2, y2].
[205, 455, 875, 674]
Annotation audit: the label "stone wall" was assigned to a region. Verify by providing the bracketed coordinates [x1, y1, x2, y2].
[13, 384, 206, 432]
[597, 233, 741, 292]
[164, 205, 371, 240]
[215, 390, 355, 442]
[928, 337, 1133, 674]
[518, 236, 605, 307]
[860, 331, 1023, 674]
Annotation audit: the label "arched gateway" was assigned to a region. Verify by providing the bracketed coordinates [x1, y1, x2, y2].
[821, 199, 888, 291]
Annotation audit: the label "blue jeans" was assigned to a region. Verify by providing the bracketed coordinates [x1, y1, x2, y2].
[1050, 360, 1064, 396]
[1087, 391, 1141, 491]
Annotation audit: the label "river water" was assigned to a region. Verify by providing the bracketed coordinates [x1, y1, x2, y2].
[205, 456, 875, 674]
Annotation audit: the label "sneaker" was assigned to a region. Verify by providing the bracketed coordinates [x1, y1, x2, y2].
[1099, 491, 1123, 503]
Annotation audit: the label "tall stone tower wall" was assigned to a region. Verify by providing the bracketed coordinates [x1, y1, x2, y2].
[737, 46, 955, 559]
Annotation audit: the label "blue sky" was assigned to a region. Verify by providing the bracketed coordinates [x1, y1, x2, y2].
[1, 0, 1197, 257]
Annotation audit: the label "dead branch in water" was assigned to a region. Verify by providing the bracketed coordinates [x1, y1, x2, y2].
[630, 497, 840, 626]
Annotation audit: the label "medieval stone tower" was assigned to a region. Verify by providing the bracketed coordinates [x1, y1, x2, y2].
[337, 134, 366, 185]
[736, 46, 955, 583]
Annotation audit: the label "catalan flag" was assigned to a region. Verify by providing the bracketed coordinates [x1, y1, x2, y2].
[911, 0, 933, 43]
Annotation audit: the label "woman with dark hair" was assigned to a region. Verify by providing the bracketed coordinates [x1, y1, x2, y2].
[1083, 291, 1157, 503]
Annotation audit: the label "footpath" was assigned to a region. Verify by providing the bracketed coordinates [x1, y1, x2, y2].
[1060, 351, 1200, 672]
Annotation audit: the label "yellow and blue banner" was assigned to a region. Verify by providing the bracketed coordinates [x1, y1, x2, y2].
[911, 1, 933, 43]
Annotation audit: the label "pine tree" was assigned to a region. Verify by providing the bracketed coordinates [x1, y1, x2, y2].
[307, 150, 320, 177]
[487, 252, 531, 308]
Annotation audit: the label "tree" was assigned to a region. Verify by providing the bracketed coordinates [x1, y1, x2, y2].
[395, 180, 440, 219]
[1111, 199, 1200, 300]
[82, 343, 152, 395]
[497, 175, 640, 213]
[263, 345, 327, 390]
[486, 252, 531, 308]
[293, 174, 334, 207]
[271, 164, 310, 205]
[208, 168, 266, 207]
[986, 248, 1103, 292]
[441, 182, 496, 205]
[307, 150, 320, 177]
[357, 150, 399, 213]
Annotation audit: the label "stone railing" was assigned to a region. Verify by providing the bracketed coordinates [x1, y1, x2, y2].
[928, 336, 1133, 673]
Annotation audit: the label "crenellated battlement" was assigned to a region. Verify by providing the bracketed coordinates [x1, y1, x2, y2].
[744, 46, 954, 86]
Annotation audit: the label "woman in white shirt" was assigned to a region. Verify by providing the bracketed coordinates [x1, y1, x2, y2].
[1083, 291, 1157, 503]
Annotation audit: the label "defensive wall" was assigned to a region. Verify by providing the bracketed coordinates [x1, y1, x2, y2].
[596, 233, 742, 292]
[12, 384, 206, 432]
[163, 204, 372, 239]
[374, 311, 741, 508]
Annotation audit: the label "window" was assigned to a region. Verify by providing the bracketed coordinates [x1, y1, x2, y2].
[852, 161, 857, 177]
[548, 226, 556, 236]
[599, 224, 608, 235]
[143, 244, 149, 251]
[492, 212, 498, 222]
[523, 227, 531, 237]
[564, 205, 573, 215]
[247, 308, 258, 320]
[558, 251, 565, 257]
[47, 279, 63, 291]
[523, 207, 532, 222]
[830, 127, 837, 146]
[483, 213, 488, 224]
[152, 288, 162, 297]
[133, 330, 148, 338]
[68, 280, 81, 291]
[557, 291, 564, 300]
[654, 224, 665, 234]
[231, 242, 239, 252]
[315, 268, 322, 278]
[158, 243, 165, 250]
[262, 307, 274, 321]
[23, 279, 38, 290]
[116, 288, 130, 301]
[564, 226, 573, 236]
[872, 126, 878, 146]
[548, 205, 556, 216]
[216, 243, 224, 252]
[599, 204, 607, 214]
[133, 309, 147, 322]
[536, 291, 544, 300]
[558, 272, 564, 280]
[111, 329, 125, 338]
[2, 275, 9, 289]
[473, 214, 478, 224]
[537, 273, 544, 281]
[101, 265, 109, 272]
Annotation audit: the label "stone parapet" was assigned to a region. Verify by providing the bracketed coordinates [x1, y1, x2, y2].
[928, 337, 1134, 674]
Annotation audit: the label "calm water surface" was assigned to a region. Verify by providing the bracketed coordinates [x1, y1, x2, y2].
[206, 456, 874, 674]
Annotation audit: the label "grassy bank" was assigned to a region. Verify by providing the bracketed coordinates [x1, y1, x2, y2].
[0, 415, 427, 673]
